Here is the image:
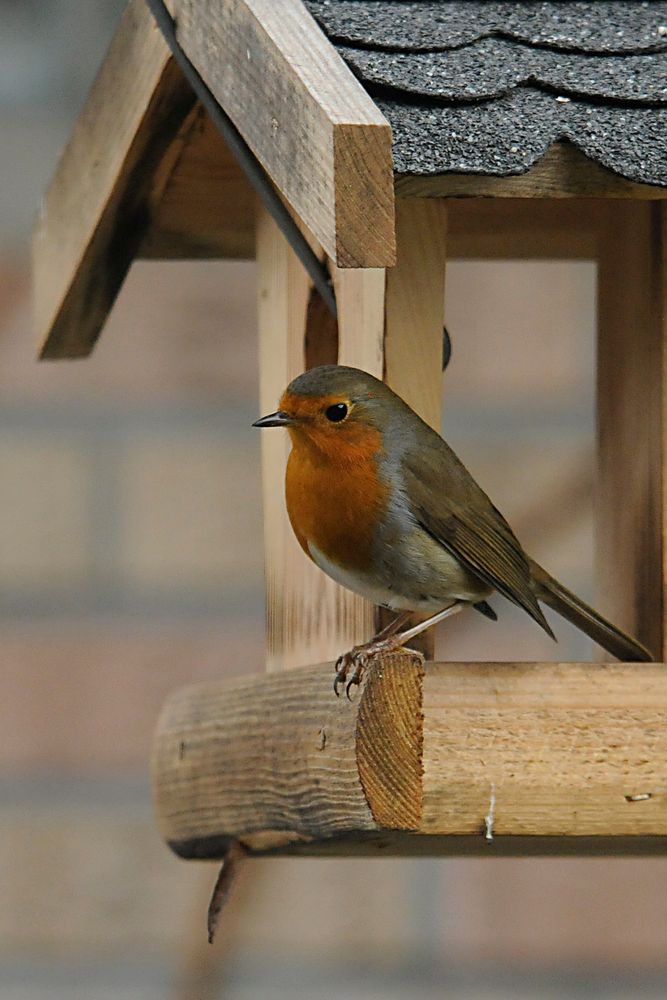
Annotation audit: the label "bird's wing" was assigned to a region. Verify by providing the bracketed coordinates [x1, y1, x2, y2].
[401, 439, 554, 638]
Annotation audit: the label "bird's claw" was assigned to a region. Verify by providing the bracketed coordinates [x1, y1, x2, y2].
[333, 638, 424, 698]
[333, 648, 369, 698]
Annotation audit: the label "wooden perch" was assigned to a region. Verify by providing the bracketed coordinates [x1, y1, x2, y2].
[153, 656, 667, 858]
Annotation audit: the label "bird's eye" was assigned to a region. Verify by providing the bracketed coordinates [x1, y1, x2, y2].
[325, 402, 348, 423]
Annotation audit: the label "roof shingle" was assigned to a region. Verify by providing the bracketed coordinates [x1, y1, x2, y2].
[339, 39, 667, 104]
[306, 0, 667, 186]
[306, 1, 667, 54]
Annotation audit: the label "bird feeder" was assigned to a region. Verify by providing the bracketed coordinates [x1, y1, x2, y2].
[34, 0, 667, 857]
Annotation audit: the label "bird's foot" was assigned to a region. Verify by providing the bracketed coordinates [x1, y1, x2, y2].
[333, 637, 424, 699]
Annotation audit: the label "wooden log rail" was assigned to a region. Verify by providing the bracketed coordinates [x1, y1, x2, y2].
[152, 656, 667, 858]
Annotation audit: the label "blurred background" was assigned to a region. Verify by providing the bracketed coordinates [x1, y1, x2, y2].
[2, 2, 667, 998]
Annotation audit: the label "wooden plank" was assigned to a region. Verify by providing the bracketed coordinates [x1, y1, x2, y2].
[140, 106, 255, 260]
[396, 144, 667, 200]
[173, 0, 395, 267]
[144, 179, 602, 263]
[597, 203, 666, 659]
[385, 199, 446, 428]
[331, 266, 386, 377]
[447, 199, 602, 260]
[34, 0, 196, 359]
[152, 658, 667, 859]
[152, 652, 422, 855]
[380, 198, 447, 658]
[421, 661, 667, 837]
[256, 206, 376, 671]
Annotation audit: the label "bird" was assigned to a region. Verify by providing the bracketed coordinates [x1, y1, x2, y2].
[253, 365, 653, 697]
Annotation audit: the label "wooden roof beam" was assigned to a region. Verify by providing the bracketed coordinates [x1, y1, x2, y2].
[170, 0, 396, 268]
[34, 0, 196, 359]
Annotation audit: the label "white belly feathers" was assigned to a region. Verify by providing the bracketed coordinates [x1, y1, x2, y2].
[307, 541, 448, 612]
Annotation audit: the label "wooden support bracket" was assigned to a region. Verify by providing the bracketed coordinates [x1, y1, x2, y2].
[153, 657, 667, 859]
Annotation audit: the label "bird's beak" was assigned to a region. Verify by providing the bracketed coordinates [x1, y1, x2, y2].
[252, 410, 294, 428]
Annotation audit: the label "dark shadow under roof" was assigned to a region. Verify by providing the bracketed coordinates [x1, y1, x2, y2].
[305, 0, 667, 186]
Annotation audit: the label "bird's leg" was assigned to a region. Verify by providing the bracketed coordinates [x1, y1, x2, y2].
[393, 601, 465, 645]
[373, 610, 414, 642]
[334, 603, 465, 698]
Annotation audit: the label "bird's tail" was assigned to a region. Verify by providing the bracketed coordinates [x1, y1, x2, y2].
[529, 558, 654, 662]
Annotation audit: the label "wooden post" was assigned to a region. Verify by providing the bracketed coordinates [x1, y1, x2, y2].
[385, 199, 447, 430]
[597, 203, 666, 660]
[381, 198, 448, 656]
[257, 198, 448, 670]
[257, 205, 382, 671]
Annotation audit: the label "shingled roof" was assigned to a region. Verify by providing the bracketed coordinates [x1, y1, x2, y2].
[305, 0, 667, 186]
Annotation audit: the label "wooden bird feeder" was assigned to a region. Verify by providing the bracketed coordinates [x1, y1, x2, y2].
[34, 0, 667, 858]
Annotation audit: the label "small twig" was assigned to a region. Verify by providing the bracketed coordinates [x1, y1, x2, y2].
[484, 783, 497, 843]
[207, 839, 247, 944]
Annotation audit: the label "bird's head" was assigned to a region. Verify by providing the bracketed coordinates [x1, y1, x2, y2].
[253, 365, 394, 461]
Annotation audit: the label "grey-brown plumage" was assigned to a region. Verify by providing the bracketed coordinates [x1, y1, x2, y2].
[277, 365, 653, 663]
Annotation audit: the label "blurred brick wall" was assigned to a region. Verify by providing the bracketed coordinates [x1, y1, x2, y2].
[3, 4, 667, 998]
[3, 247, 667, 1000]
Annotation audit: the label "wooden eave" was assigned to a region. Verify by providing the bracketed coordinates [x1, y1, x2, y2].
[33, 0, 395, 360]
[34, 0, 666, 360]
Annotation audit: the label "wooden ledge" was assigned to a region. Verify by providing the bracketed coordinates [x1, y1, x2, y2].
[152, 658, 667, 859]
[395, 144, 667, 200]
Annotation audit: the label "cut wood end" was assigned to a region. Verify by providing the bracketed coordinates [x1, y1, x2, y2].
[152, 657, 426, 859]
[333, 122, 396, 268]
[356, 653, 424, 829]
[152, 660, 667, 858]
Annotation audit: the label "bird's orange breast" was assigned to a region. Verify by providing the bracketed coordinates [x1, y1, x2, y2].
[285, 424, 389, 574]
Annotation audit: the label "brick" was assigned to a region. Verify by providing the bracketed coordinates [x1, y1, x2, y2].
[0, 623, 264, 769]
[117, 432, 263, 591]
[0, 810, 203, 954]
[0, 436, 90, 590]
[0, 261, 258, 405]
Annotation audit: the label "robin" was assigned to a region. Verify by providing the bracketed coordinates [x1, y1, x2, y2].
[254, 365, 652, 696]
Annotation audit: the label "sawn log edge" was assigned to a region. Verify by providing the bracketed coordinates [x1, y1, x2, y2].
[152, 657, 667, 859]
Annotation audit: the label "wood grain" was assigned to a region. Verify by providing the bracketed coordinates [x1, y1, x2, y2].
[152, 653, 422, 856]
[152, 659, 667, 858]
[422, 661, 667, 837]
[395, 143, 667, 200]
[331, 265, 386, 377]
[174, 0, 395, 267]
[34, 0, 195, 359]
[447, 198, 603, 260]
[385, 199, 446, 429]
[596, 203, 666, 660]
[256, 206, 375, 671]
[140, 105, 255, 260]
